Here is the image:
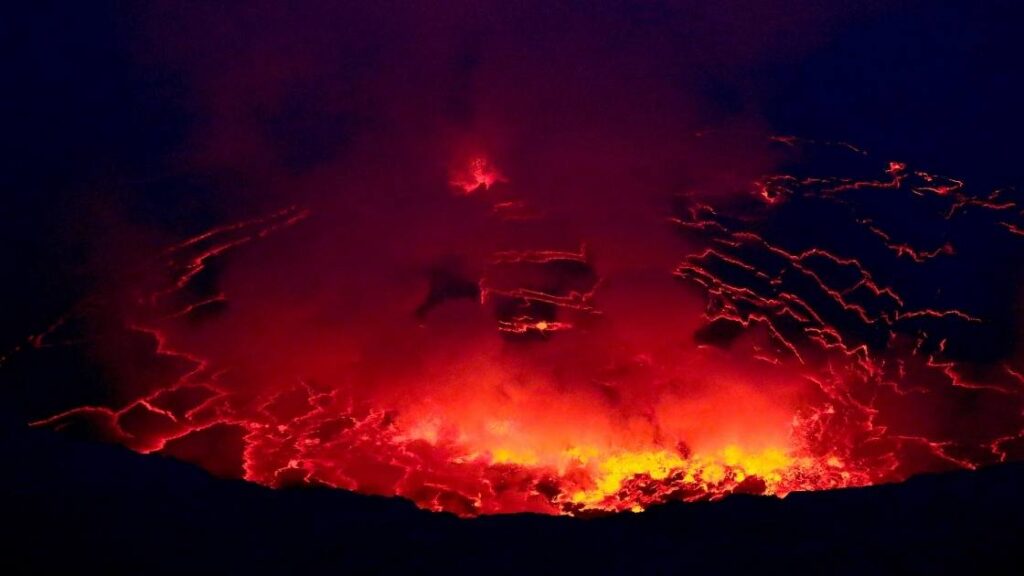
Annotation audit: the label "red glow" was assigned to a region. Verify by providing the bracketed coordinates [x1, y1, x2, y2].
[451, 157, 506, 194]
[27, 140, 1024, 516]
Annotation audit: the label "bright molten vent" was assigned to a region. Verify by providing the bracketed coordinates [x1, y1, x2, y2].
[26, 138, 1024, 516]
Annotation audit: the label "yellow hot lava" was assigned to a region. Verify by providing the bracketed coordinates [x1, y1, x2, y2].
[476, 442, 829, 511]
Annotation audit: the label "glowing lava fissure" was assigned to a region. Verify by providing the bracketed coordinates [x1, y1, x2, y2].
[24, 138, 1024, 517]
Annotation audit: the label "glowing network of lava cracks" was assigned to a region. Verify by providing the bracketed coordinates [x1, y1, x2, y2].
[25, 138, 1024, 516]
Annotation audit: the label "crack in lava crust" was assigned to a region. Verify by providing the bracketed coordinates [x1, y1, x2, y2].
[24, 139, 1024, 516]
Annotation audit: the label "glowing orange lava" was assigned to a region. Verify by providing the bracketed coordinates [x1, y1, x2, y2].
[26, 141, 1024, 516]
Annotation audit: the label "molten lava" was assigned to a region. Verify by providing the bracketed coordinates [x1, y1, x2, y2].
[23, 139, 1024, 516]
[451, 156, 506, 194]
